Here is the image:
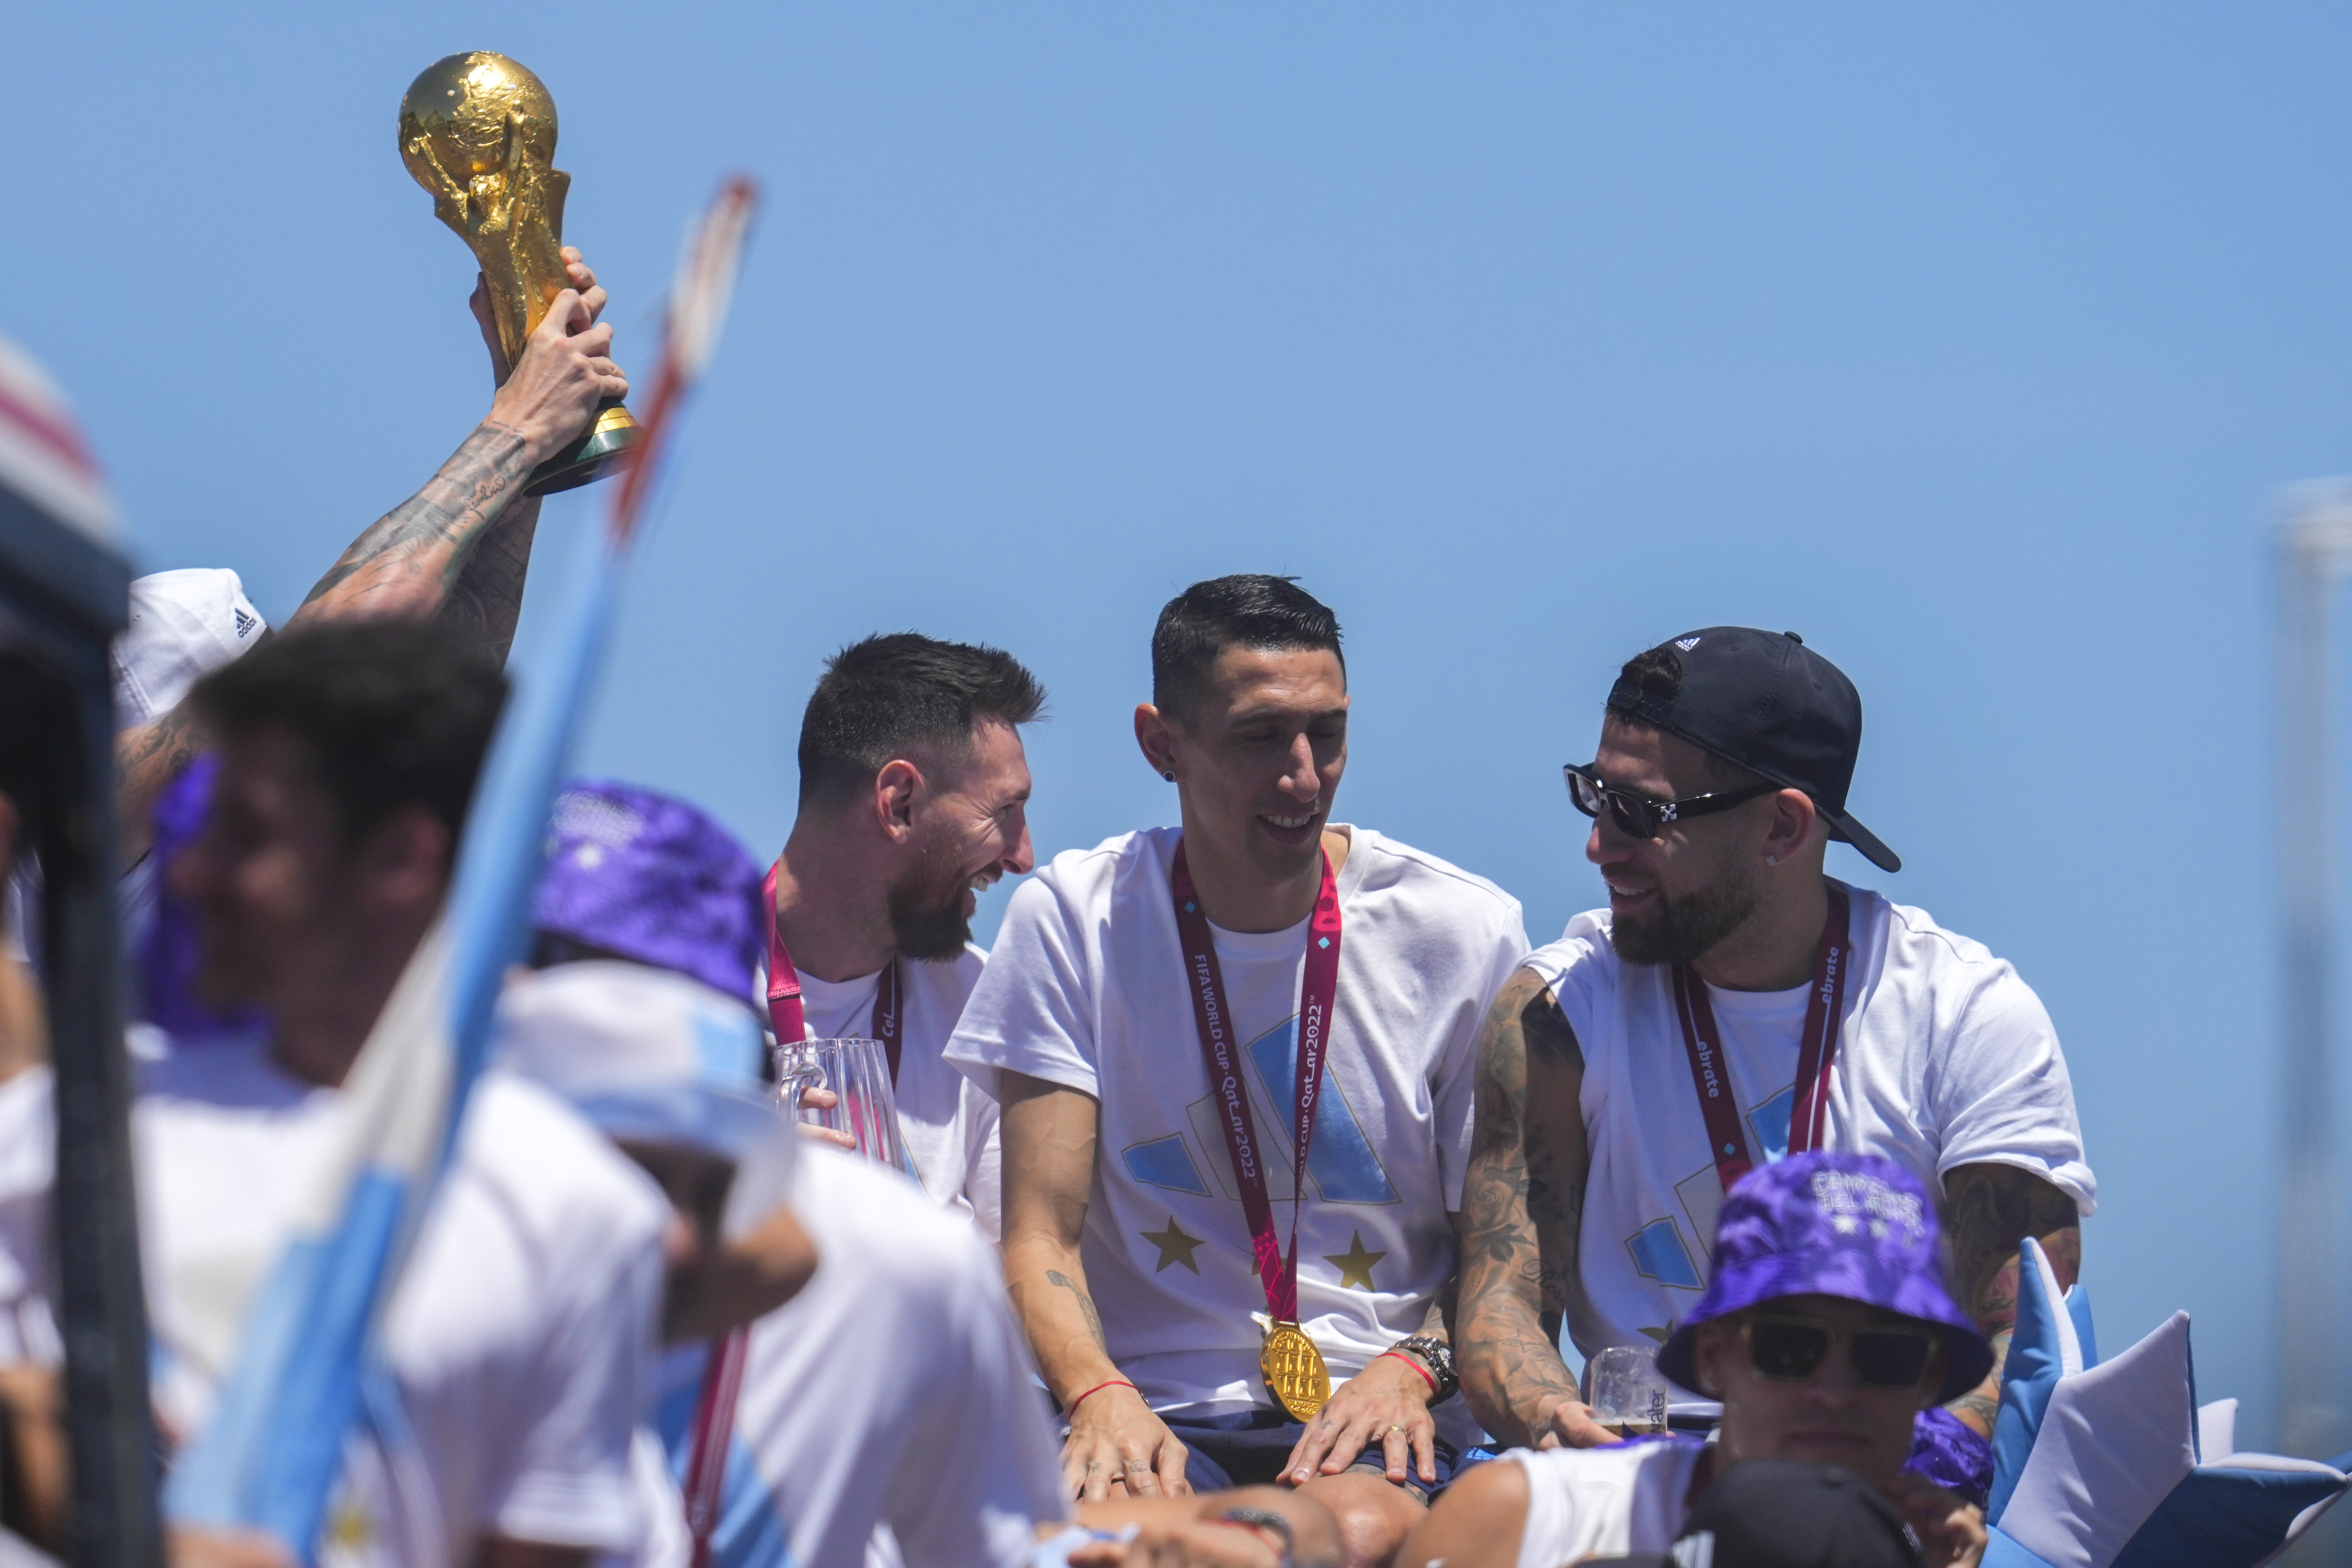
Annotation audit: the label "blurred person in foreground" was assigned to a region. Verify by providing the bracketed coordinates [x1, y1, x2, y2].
[948, 576, 1528, 1568]
[111, 248, 627, 873]
[0, 665, 69, 1555]
[141, 621, 671, 1568]
[1047, 1489, 1343, 1568]
[1453, 629, 2092, 1477]
[1403, 1153, 1987, 1568]
[504, 779, 1063, 1568]
[761, 634, 1043, 1235]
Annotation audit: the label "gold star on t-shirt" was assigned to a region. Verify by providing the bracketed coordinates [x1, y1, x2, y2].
[1142, 1215, 1206, 1274]
[1323, 1230, 1387, 1291]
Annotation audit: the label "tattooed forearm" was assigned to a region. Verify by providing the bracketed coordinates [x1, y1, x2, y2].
[1046, 1269, 1108, 1354]
[1454, 966, 1592, 1446]
[289, 424, 537, 631]
[440, 496, 541, 662]
[113, 702, 204, 870]
[1939, 1161, 2081, 1435]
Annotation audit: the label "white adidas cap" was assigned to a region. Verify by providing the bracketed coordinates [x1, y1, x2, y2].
[109, 568, 268, 731]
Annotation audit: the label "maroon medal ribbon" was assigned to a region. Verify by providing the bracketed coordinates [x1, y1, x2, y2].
[679, 1330, 747, 1568]
[1169, 840, 1343, 1323]
[1671, 881, 1854, 1196]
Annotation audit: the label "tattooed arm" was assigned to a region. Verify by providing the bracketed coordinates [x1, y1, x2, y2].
[1939, 1161, 2081, 1437]
[1454, 967, 1614, 1450]
[114, 699, 207, 869]
[283, 423, 543, 633]
[283, 250, 623, 644]
[1000, 1071, 1190, 1501]
[112, 252, 624, 866]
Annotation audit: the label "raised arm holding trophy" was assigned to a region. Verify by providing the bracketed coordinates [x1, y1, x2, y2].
[400, 51, 641, 495]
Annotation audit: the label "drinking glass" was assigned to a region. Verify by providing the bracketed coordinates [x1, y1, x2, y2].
[773, 1036, 907, 1171]
[1583, 1345, 1671, 1438]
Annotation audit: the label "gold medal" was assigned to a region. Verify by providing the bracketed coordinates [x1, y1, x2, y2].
[1260, 1320, 1332, 1421]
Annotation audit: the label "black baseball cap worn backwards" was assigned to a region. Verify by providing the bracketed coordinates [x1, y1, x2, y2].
[1607, 626, 1901, 874]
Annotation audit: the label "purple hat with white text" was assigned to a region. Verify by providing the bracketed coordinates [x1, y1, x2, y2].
[532, 780, 763, 1006]
[1657, 1151, 1993, 1405]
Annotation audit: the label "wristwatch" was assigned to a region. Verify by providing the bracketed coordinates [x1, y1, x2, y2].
[1391, 1335, 1459, 1403]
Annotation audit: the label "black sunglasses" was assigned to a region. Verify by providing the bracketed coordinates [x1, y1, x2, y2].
[1563, 762, 1778, 841]
[1742, 1315, 1939, 1390]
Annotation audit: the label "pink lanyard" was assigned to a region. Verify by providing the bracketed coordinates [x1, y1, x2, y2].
[682, 864, 905, 1566]
[760, 861, 902, 1080]
[1168, 841, 1343, 1322]
[1670, 881, 1854, 1195]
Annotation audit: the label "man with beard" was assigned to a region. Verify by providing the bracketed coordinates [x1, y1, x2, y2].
[762, 632, 1044, 1237]
[1452, 628, 2094, 1470]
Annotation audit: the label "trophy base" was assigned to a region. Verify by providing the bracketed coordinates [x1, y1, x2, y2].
[524, 400, 641, 496]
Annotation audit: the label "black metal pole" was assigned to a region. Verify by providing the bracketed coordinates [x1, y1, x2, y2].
[36, 629, 160, 1568]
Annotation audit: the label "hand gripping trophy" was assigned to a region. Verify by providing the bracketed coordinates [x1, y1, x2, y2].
[399, 52, 639, 494]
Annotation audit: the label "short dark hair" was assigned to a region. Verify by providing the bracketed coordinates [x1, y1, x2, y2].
[1150, 575, 1345, 722]
[191, 620, 507, 846]
[797, 633, 1046, 810]
[1604, 643, 1760, 789]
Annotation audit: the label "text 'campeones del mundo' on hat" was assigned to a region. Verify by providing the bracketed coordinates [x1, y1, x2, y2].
[532, 779, 765, 1005]
[1608, 627, 1900, 873]
[1658, 1150, 1994, 1406]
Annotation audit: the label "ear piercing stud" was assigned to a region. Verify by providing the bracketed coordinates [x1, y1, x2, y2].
[1163, 771, 1176, 781]
[1765, 853, 1779, 866]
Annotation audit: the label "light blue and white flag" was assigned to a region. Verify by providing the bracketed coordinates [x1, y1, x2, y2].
[164, 177, 761, 1564]
[1985, 1237, 2350, 1568]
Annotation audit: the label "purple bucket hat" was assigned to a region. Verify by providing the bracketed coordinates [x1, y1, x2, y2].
[533, 781, 763, 1006]
[1656, 1151, 1994, 1405]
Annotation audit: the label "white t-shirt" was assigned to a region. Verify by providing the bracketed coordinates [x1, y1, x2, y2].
[637, 1144, 1064, 1568]
[134, 1037, 671, 1568]
[1509, 1440, 1705, 1566]
[0, 1065, 58, 1369]
[1526, 883, 2097, 1363]
[769, 945, 1001, 1240]
[944, 825, 1527, 1446]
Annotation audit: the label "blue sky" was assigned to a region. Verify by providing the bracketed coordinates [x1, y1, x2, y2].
[13, 4, 2352, 1451]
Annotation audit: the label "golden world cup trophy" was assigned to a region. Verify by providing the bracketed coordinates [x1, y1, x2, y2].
[398, 52, 640, 495]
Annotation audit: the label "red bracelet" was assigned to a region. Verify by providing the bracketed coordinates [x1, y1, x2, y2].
[1068, 1377, 1137, 1411]
[1377, 1350, 1438, 1395]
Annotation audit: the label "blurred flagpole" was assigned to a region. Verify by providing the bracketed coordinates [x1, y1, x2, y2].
[166, 176, 759, 1562]
[2276, 484, 2352, 1497]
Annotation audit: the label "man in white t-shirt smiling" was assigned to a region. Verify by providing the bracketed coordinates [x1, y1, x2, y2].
[948, 576, 1527, 1568]
[1454, 627, 2094, 1470]
[143, 621, 671, 1568]
[763, 633, 1044, 1238]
